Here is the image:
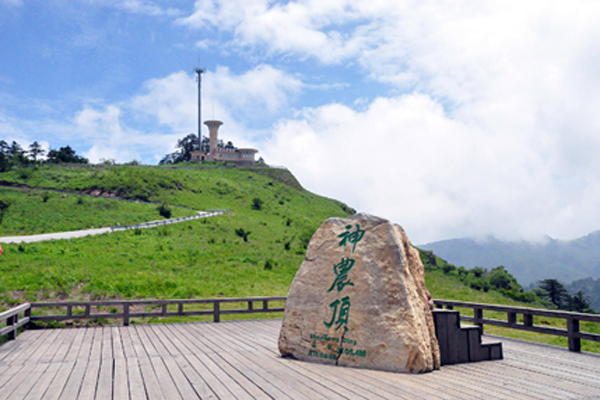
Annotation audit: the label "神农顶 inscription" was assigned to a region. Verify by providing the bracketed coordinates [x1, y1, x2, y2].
[278, 213, 440, 373]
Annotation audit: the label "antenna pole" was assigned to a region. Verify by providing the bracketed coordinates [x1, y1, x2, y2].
[195, 61, 204, 151]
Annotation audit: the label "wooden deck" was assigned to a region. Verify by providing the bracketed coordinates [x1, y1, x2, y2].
[1, 319, 600, 400]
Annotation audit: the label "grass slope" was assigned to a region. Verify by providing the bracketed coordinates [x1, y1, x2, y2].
[0, 164, 353, 307]
[1, 163, 598, 353]
[0, 187, 195, 235]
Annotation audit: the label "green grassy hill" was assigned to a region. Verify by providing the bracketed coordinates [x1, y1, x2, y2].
[0, 164, 354, 306]
[1, 163, 598, 352]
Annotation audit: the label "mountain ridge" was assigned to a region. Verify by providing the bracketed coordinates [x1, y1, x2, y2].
[419, 231, 600, 285]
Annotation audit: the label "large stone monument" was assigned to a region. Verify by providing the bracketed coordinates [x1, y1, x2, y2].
[278, 213, 440, 373]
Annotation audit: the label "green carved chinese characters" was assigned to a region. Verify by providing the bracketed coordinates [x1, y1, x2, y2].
[324, 295, 351, 331]
[338, 224, 365, 253]
[327, 257, 355, 292]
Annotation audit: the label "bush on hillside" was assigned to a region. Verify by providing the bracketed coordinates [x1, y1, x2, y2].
[235, 228, 251, 242]
[0, 199, 10, 223]
[157, 203, 172, 219]
[252, 197, 263, 210]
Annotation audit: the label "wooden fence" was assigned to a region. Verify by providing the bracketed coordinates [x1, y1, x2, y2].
[3, 297, 600, 353]
[0, 303, 31, 341]
[27, 296, 286, 326]
[434, 299, 600, 352]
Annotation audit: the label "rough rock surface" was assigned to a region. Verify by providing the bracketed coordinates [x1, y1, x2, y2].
[278, 213, 440, 373]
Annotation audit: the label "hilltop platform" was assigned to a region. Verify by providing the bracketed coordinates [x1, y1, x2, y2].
[1, 319, 600, 399]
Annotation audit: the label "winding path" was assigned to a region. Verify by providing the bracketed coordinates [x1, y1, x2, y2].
[0, 210, 229, 244]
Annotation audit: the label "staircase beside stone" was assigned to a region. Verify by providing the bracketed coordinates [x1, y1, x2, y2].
[433, 309, 503, 365]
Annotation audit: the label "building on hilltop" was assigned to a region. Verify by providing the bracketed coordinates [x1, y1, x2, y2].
[190, 120, 258, 166]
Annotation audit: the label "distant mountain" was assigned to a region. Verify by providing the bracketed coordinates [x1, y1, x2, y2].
[418, 231, 600, 285]
[566, 277, 600, 313]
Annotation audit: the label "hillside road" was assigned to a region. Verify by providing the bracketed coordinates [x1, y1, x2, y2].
[0, 209, 228, 244]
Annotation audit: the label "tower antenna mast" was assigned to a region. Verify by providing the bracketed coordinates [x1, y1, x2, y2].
[195, 60, 205, 151]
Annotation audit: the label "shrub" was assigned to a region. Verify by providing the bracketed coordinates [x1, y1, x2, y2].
[264, 259, 274, 270]
[470, 278, 490, 292]
[0, 199, 10, 223]
[18, 168, 32, 180]
[251, 197, 263, 210]
[157, 203, 172, 218]
[235, 228, 251, 242]
[442, 264, 456, 274]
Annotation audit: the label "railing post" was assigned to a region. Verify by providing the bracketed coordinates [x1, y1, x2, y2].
[123, 304, 130, 326]
[248, 301, 253, 312]
[567, 317, 581, 352]
[474, 307, 483, 328]
[523, 313, 533, 327]
[508, 312, 516, 325]
[262, 300, 268, 311]
[214, 301, 221, 323]
[25, 307, 31, 329]
[7, 315, 15, 340]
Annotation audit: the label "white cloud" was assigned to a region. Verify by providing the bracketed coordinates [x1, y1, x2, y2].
[262, 87, 600, 243]
[130, 64, 303, 132]
[64, 64, 304, 164]
[182, 1, 600, 242]
[178, 0, 368, 63]
[5, 0, 600, 244]
[207, 65, 303, 115]
[72, 105, 174, 164]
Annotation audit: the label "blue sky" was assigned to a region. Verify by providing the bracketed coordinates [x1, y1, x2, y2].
[2, 0, 600, 244]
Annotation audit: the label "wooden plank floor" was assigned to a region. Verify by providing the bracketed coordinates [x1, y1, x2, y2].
[1, 319, 600, 399]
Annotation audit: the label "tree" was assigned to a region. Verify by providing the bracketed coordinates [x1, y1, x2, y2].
[46, 146, 88, 164]
[0, 152, 9, 172]
[488, 266, 521, 291]
[568, 290, 595, 313]
[28, 141, 45, 162]
[8, 141, 23, 157]
[176, 133, 200, 162]
[159, 152, 178, 165]
[538, 279, 569, 309]
[0, 141, 28, 166]
[197, 136, 209, 153]
[0, 140, 9, 155]
[160, 133, 202, 164]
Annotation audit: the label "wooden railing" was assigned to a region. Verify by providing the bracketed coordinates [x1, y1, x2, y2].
[4, 297, 600, 354]
[434, 299, 600, 352]
[0, 303, 31, 341]
[29, 296, 286, 326]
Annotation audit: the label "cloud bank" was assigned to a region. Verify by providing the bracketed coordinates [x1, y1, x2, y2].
[179, 1, 600, 243]
[5, 1, 600, 244]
